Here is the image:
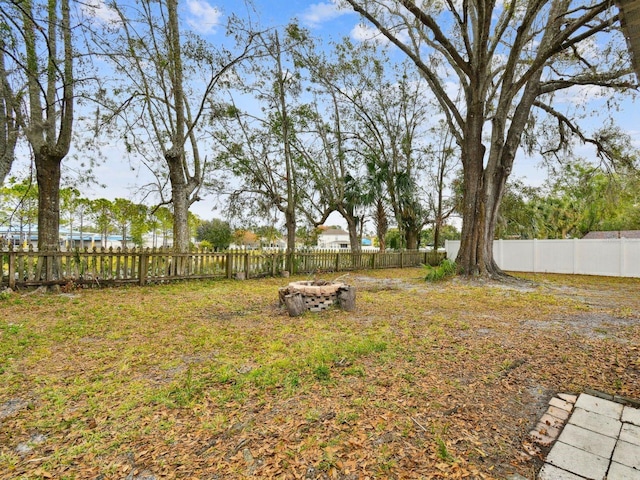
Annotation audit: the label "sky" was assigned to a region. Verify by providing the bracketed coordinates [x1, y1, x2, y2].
[9, 0, 640, 230]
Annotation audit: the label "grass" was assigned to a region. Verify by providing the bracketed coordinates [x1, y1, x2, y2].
[1, 269, 639, 479]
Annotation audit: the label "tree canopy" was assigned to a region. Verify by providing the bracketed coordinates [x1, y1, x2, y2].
[1, 0, 638, 262]
[344, 0, 638, 276]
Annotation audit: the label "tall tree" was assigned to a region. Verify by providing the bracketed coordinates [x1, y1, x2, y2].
[323, 40, 432, 250]
[290, 32, 367, 254]
[362, 155, 389, 252]
[2, 0, 75, 251]
[91, 0, 254, 252]
[426, 122, 459, 252]
[345, 0, 637, 276]
[215, 27, 313, 258]
[112, 197, 146, 249]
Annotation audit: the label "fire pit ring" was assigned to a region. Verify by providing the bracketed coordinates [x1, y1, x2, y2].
[278, 279, 356, 316]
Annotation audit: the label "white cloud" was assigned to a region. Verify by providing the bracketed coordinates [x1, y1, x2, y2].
[82, 0, 121, 25]
[186, 0, 223, 35]
[350, 23, 389, 44]
[301, 1, 350, 28]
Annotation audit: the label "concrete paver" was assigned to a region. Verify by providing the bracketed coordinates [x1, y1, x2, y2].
[612, 440, 640, 470]
[548, 404, 571, 421]
[538, 463, 585, 480]
[549, 397, 574, 412]
[568, 407, 622, 437]
[545, 441, 609, 479]
[607, 462, 640, 480]
[555, 423, 617, 457]
[619, 423, 640, 446]
[622, 406, 640, 427]
[558, 393, 578, 404]
[574, 394, 624, 419]
[536, 393, 640, 480]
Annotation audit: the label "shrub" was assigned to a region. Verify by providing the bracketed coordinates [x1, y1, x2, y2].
[424, 259, 457, 282]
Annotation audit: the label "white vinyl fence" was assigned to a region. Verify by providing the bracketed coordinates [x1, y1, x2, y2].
[445, 238, 640, 278]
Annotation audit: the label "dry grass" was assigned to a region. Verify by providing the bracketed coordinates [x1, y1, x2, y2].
[1, 268, 639, 479]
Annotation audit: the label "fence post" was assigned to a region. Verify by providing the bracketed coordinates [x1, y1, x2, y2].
[8, 249, 16, 290]
[244, 252, 250, 279]
[400, 251, 404, 268]
[139, 251, 148, 286]
[226, 252, 232, 279]
[336, 252, 340, 272]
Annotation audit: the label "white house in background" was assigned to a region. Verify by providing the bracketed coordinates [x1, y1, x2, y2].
[317, 228, 350, 249]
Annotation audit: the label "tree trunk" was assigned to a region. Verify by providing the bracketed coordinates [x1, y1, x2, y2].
[0, 41, 19, 186]
[455, 105, 504, 277]
[285, 207, 296, 272]
[433, 219, 441, 253]
[456, 150, 506, 277]
[35, 152, 61, 251]
[344, 214, 361, 254]
[405, 229, 419, 250]
[375, 199, 387, 253]
[167, 153, 190, 253]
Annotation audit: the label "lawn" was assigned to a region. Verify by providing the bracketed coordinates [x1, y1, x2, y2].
[1, 268, 639, 479]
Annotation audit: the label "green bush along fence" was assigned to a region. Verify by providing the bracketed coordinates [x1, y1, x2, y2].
[0, 246, 445, 289]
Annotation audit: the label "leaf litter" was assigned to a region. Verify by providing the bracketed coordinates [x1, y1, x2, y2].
[0, 269, 639, 479]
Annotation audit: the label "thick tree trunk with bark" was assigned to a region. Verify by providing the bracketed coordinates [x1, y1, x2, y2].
[456, 107, 501, 276]
[167, 152, 191, 252]
[374, 199, 387, 253]
[35, 152, 62, 251]
[405, 229, 419, 251]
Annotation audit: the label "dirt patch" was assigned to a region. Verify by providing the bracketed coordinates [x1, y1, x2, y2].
[0, 398, 30, 421]
[521, 312, 637, 341]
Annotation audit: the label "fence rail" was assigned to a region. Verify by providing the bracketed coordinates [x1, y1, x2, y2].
[1, 247, 444, 289]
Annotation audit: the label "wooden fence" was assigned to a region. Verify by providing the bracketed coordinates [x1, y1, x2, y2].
[0, 246, 445, 289]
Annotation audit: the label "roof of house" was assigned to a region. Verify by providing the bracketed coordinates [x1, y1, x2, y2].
[618, 0, 640, 81]
[582, 230, 640, 239]
[319, 228, 349, 236]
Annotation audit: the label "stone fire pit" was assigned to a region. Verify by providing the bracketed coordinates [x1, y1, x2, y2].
[278, 280, 356, 316]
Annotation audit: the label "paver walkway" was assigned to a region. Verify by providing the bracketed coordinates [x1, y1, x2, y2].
[536, 393, 640, 479]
